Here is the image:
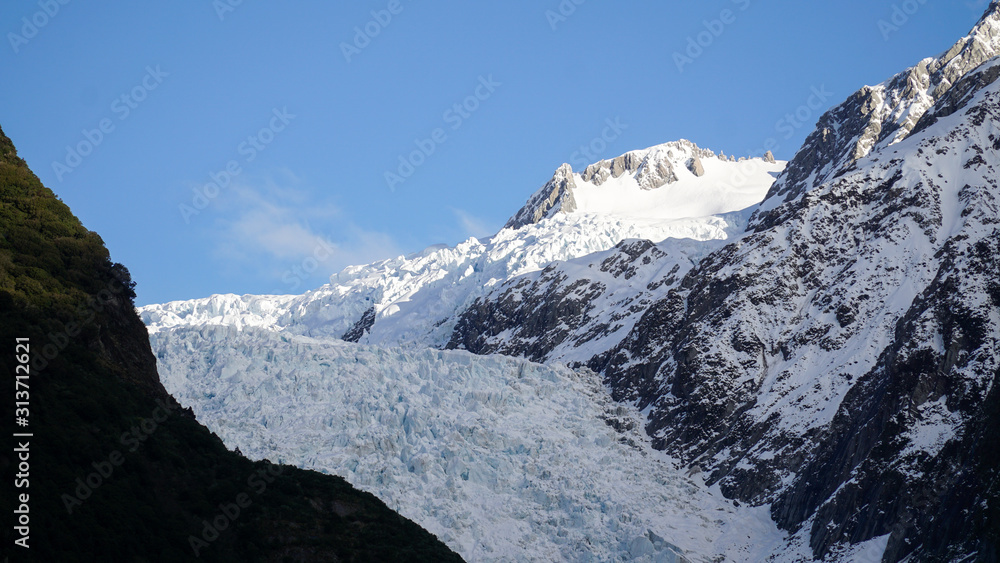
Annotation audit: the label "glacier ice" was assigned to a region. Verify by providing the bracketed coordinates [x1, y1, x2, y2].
[150, 326, 789, 561]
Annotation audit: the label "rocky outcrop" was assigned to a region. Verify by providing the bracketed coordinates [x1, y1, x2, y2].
[342, 306, 376, 342]
[582, 152, 644, 186]
[503, 163, 577, 230]
[687, 156, 706, 176]
[505, 139, 725, 230]
[634, 147, 679, 190]
[447, 239, 691, 363]
[755, 3, 1000, 218]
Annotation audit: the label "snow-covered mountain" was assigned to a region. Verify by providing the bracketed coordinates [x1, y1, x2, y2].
[141, 4, 1000, 561]
[143, 139, 783, 352]
[758, 3, 1000, 216]
[503, 139, 775, 230]
[599, 52, 1000, 563]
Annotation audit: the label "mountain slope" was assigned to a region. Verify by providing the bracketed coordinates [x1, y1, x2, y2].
[443, 6, 1000, 560]
[756, 2, 1000, 220]
[445, 237, 707, 365]
[0, 126, 462, 562]
[596, 23, 1000, 563]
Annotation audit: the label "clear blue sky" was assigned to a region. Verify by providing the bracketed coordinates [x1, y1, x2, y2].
[1, 1, 990, 305]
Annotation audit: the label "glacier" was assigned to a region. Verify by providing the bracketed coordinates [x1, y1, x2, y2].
[149, 326, 793, 562]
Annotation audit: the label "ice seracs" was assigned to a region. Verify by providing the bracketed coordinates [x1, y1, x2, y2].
[150, 327, 789, 562]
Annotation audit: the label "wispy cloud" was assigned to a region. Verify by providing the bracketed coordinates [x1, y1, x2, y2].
[450, 207, 495, 240]
[204, 173, 401, 289]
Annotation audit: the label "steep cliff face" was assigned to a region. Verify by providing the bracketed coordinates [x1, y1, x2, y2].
[0, 126, 462, 562]
[756, 2, 999, 216]
[596, 43, 1000, 563]
[503, 163, 579, 231]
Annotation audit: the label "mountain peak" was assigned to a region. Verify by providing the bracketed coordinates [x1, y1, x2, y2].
[505, 140, 784, 231]
[981, 0, 1000, 22]
[756, 4, 1000, 218]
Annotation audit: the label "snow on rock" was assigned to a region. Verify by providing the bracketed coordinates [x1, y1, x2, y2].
[446, 234, 719, 366]
[509, 139, 783, 229]
[755, 3, 1000, 217]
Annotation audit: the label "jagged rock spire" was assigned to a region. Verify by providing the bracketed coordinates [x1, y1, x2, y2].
[756, 3, 1000, 216]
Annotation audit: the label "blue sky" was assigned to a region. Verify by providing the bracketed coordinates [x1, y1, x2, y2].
[1, 1, 990, 305]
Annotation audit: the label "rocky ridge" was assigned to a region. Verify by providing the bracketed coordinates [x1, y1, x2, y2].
[756, 2, 1000, 220]
[505, 139, 755, 230]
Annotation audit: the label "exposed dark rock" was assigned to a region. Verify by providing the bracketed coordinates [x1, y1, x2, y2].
[687, 157, 706, 177]
[342, 306, 376, 342]
[504, 163, 578, 230]
[447, 239, 677, 363]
